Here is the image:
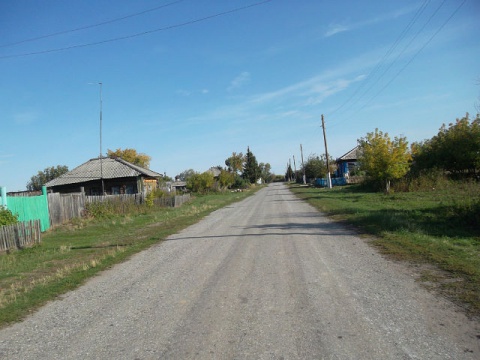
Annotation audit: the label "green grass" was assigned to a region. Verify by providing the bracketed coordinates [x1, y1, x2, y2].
[0, 189, 257, 328]
[290, 183, 480, 317]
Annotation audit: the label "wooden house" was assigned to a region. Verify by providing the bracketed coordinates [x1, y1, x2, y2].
[207, 167, 222, 179]
[336, 146, 360, 178]
[45, 157, 163, 195]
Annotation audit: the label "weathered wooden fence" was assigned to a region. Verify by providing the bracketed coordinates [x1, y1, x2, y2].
[85, 194, 143, 204]
[48, 193, 191, 226]
[48, 193, 86, 227]
[0, 220, 41, 252]
[85, 193, 190, 207]
[173, 194, 191, 207]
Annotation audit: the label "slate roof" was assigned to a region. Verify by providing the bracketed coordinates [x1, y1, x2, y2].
[45, 157, 162, 187]
[336, 146, 360, 162]
[207, 167, 222, 177]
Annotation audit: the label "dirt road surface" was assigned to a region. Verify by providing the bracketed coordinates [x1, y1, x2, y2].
[0, 183, 478, 359]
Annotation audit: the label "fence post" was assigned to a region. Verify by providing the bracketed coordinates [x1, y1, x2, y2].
[13, 225, 21, 249]
[0, 186, 6, 208]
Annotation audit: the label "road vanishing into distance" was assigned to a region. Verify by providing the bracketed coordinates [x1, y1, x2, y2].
[0, 183, 479, 359]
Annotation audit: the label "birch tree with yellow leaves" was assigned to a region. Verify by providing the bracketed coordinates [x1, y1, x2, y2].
[358, 129, 411, 193]
[107, 148, 151, 169]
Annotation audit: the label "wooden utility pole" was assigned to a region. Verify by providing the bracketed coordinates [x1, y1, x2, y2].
[293, 155, 297, 182]
[288, 159, 293, 182]
[321, 114, 332, 188]
[300, 144, 306, 184]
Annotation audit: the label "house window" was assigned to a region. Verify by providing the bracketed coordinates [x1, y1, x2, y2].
[112, 186, 120, 195]
[125, 185, 135, 194]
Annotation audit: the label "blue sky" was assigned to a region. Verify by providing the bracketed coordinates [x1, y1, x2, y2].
[1, 0, 479, 191]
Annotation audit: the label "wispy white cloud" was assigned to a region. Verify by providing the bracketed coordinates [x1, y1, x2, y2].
[173, 48, 386, 132]
[176, 89, 191, 96]
[250, 73, 366, 107]
[302, 75, 366, 106]
[324, 24, 350, 37]
[228, 71, 251, 92]
[0, 153, 14, 165]
[176, 88, 209, 96]
[175, 89, 192, 96]
[324, 5, 417, 37]
[13, 111, 38, 125]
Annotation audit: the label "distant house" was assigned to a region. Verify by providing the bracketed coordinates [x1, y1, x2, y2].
[169, 181, 187, 193]
[45, 157, 163, 195]
[207, 167, 222, 178]
[336, 146, 360, 178]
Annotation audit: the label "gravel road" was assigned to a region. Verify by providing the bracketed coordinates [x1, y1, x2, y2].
[0, 183, 479, 359]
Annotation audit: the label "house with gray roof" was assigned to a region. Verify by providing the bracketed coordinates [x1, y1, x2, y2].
[45, 157, 163, 195]
[336, 146, 360, 178]
[207, 167, 222, 178]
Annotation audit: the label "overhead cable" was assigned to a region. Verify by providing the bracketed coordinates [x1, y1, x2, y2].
[0, 0, 186, 48]
[328, 0, 466, 129]
[329, 0, 431, 118]
[0, 0, 272, 59]
[355, 0, 448, 111]
[358, 0, 467, 111]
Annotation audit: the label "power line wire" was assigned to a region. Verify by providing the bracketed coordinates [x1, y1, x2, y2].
[329, 0, 465, 129]
[0, 0, 272, 59]
[358, 0, 467, 112]
[354, 0, 447, 110]
[328, 0, 431, 118]
[0, 0, 186, 48]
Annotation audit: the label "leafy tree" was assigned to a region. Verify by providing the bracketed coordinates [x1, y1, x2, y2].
[259, 162, 273, 183]
[302, 154, 332, 180]
[233, 174, 249, 189]
[176, 169, 196, 181]
[186, 172, 215, 193]
[242, 147, 260, 184]
[107, 148, 151, 168]
[285, 163, 294, 181]
[27, 165, 69, 191]
[225, 152, 244, 174]
[218, 169, 235, 189]
[411, 114, 480, 177]
[358, 129, 411, 193]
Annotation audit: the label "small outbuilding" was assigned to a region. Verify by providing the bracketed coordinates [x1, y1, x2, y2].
[45, 157, 163, 195]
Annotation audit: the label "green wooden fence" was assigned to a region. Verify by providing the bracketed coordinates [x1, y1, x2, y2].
[1, 186, 50, 232]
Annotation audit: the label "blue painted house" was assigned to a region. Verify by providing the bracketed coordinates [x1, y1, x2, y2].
[336, 146, 360, 178]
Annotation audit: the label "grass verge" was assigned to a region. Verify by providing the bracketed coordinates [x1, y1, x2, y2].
[290, 183, 480, 318]
[0, 189, 258, 328]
